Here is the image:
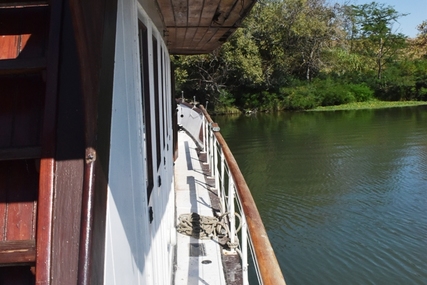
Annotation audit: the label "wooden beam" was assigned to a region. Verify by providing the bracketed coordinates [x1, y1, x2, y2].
[0, 240, 36, 266]
[0, 146, 41, 161]
[0, 58, 46, 75]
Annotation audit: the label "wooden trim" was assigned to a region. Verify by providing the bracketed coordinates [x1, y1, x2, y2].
[36, 0, 62, 283]
[0, 240, 36, 266]
[199, 105, 287, 285]
[0, 146, 41, 161]
[68, 0, 118, 283]
[0, 58, 46, 75]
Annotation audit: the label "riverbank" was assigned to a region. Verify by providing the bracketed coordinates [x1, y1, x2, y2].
[212, 100, 427, 115]
[309, 100, 427, 111]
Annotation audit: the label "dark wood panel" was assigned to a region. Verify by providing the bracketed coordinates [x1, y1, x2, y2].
[78, 0, 117, 282]
[0, 172, 6, 240]
[0, 57, 46, 75]
[0, 240, 36, 265]
[0, 266, 35, 285]
[0, 82, 14, 148]
[0, 160, 38, 241]
[35, 0, 62, 283]
[49, 2, 85, 284]
[0, 76, 45, 149]
[0, 0, 48, 7]
[0, 5, 49, 35]
[0, 146, 41, 161]
[11, 77, 45, 147]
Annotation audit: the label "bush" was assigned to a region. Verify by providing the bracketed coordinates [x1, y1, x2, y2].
[347, 83, 374, 102]
[282, 86, 319, 110]
[312, 80, 356, 106]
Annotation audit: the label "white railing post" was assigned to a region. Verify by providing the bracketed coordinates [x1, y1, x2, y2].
[202, 117, 206, 152]
[219, 152, 225, 213]
[206, 124, 211, 167]
[209, 127, 215, 178]
[213, 142, 219, 190]
[241, 211, 249, 285]
[228, 177, 236, 247]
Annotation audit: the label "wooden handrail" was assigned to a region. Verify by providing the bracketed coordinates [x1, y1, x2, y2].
[198, 105, 286, 285]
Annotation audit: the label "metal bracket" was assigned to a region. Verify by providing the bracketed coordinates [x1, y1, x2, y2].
[210, 123, 220, 132]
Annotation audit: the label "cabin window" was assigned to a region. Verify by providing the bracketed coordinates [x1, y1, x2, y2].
[138, 21, 154, 201]
[161, 47, 166, 151]
[153, 36, 161, 170]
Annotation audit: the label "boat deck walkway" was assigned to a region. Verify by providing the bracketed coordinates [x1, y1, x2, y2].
[174, 130, 226, 285]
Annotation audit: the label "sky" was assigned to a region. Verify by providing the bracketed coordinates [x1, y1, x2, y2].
[349, 0, 427, 38]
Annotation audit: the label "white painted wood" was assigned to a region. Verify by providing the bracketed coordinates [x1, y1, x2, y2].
[105, 0, 175, 284]
[105, 0, 149, 283]
[177, 105, 204, 148]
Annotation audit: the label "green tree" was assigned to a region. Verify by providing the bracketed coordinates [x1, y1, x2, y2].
[172, 28, 263, 106]
[413, 20, 427, 59]
[351, 2, 408, 80]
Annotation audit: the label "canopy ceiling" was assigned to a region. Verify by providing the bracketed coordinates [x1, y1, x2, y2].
[157, 0, 256, 54]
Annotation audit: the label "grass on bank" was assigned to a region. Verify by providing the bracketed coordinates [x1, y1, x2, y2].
[309, 100, 427, 111]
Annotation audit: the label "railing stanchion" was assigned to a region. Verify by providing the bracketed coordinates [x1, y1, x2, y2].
[241, 211, 249, 285]
[220, 152, 225, 213]
[228, 178, 236, 247]
[213, 142, 219, 190]
[203, 117, 207, 151]
[206, 125, 211, 168]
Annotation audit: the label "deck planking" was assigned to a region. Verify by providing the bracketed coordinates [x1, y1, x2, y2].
[174, 131, 226, 285]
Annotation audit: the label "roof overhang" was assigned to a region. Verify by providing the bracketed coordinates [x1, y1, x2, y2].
[156, 0, 256, 54]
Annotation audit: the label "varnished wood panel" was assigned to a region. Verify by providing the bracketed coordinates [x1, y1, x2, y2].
[49, 3, 85, 284]
[0, 36, 19, 59]
[36, 0, 62, 283]
[0, 240, 36, 265]
[0, 160, 38, 241]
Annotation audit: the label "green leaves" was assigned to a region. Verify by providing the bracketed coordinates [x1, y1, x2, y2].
[173, 0, 427, 111]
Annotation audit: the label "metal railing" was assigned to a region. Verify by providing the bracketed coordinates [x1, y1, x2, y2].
[178, 101, 286, 285]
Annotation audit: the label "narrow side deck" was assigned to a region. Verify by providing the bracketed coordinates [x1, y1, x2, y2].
[174, 130, 226, 285]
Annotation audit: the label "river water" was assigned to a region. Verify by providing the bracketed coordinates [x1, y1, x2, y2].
[215, 106, 427, 285]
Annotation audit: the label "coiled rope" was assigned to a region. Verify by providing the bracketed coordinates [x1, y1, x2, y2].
[177, 212, 241, 247]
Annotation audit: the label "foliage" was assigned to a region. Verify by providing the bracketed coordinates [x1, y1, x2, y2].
[173, 0, 427, 112]
[350, 2, 408, 80]
[312, 100, 427, 111]
[412, 20, 427, 59]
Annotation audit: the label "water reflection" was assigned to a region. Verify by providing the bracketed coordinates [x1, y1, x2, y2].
[216, 106, 427, 285]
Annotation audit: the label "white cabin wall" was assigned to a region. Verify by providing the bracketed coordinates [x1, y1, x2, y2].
[105, 0, 175, 284]
[146, 20, 175, 285]
[178, 106, 204, 147]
